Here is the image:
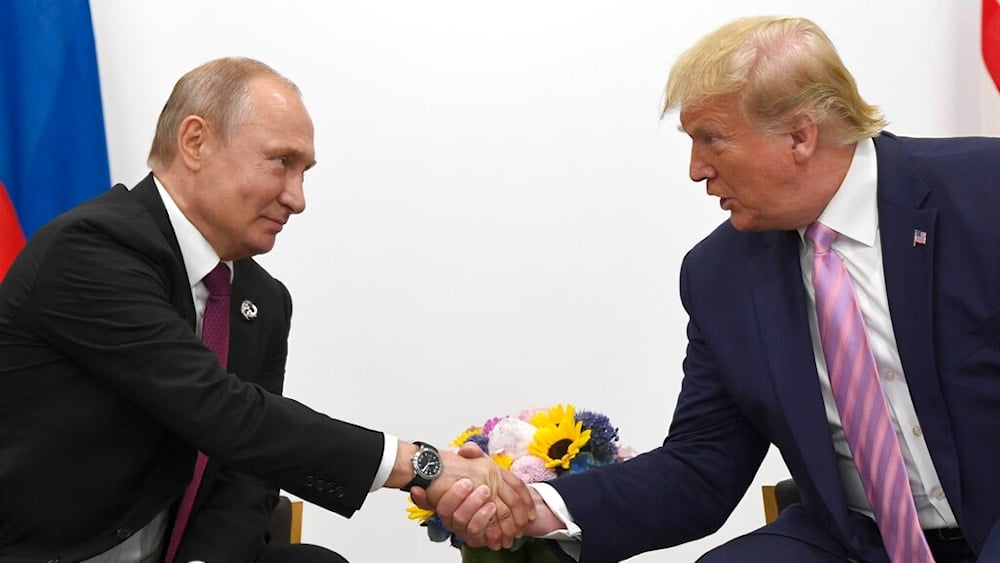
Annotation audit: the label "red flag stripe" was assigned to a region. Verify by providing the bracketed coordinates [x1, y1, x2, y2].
[983, 0, 1000, 91]
[0, 180, 26, 279]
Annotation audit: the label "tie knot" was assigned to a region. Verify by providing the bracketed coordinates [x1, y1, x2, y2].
[805, 222, 838, 254]
[203, 263, 231, 297]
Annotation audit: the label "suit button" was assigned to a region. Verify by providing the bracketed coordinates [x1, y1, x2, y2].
[305, 475, 315, 488]
[116, 526, 132, 539]
[332, 486, 344, 498]
[47, 559, 60, 563]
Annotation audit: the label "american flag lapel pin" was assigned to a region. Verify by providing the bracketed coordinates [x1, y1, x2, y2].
[913, 229, 927, 247]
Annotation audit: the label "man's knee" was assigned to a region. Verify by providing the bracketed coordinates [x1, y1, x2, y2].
[698, 507, 855, 563]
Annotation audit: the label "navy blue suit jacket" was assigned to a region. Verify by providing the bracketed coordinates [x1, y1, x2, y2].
[551, 133, 1000, 562]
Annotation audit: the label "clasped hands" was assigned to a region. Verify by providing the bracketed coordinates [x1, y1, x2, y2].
[410, 443, 543, 550]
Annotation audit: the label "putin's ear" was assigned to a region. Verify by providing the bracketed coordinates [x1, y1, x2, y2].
[788, 113, 819, 164]
[176, 116, 212, 171]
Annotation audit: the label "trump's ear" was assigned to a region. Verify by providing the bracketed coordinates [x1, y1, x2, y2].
[788, 112, 819, 164]
[176, 115, 213, 172]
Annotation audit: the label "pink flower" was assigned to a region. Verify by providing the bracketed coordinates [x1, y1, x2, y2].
[482, 417, 502, 436]
[487, 417, 537, 459]
[511, 455, 557, 483]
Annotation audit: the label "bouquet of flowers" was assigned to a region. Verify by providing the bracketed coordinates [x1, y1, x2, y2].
[407, 403, 634, 561]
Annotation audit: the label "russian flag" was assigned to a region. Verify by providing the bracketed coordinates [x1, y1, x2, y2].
[0, 0, 110, 279]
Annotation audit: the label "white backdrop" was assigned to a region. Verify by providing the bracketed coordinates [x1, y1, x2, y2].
[89, 2, 994, 561]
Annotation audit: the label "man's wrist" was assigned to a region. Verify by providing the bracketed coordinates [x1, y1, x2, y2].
[386, 440, 421, 489]
[387, 440, 445, 491]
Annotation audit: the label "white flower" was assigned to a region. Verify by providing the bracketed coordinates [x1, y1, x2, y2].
[487, 417, 537, 460]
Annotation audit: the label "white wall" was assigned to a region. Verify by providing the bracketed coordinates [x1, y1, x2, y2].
[88, 2, 993, 561]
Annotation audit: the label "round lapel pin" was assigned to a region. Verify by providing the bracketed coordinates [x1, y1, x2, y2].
[240, 299, 258, 321]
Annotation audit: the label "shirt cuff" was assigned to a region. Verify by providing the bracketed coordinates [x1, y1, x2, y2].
[529, 482, 582, 560]
[370, 433, 397, 492]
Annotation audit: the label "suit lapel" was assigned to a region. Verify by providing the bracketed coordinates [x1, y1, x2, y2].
[874, 134, 963, 514]
[131, 174, 197, 330]
[227, 260, 263, 384]
[746, 229, 850, 528]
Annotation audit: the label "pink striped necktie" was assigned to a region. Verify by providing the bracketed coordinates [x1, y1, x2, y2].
[806, 223, 933, 562]
[164, 262, 231, 563]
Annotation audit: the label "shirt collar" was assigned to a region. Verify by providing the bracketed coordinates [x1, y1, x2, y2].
[153, 174, 232, 288]
[808, 138, 879, 247]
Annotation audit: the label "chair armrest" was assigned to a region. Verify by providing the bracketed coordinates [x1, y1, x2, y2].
[269, 495, 303, 544]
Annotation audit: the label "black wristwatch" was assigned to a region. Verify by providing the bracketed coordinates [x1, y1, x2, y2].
[402, 441, 442, 492]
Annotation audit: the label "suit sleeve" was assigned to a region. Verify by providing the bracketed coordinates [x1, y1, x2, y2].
[549, 255, 769, 562]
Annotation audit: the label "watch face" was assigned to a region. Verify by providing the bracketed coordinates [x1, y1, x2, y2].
[415, 449, 442, 479]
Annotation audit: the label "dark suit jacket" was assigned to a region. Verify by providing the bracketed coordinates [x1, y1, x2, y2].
[551, 133, 1000, 562]
[0, 174, 384, 562]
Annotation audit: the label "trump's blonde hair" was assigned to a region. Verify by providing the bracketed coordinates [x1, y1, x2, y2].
[663, 16, 886, 145]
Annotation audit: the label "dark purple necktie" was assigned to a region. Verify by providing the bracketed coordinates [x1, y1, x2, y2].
[164, 262, 230, 563]
[807, 223, 932, 562]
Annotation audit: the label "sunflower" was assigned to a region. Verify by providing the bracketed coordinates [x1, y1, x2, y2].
[528, 418, 592, 469]
[406, 501, 435, 523]
[528, 403, 577, 428]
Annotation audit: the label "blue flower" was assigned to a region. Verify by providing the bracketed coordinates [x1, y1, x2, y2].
[423, 515, 453, 543]
[576, 410, 619, 464]
[464, 433, 490, 453]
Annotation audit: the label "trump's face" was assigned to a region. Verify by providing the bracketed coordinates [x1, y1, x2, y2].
[188, 76, 316, 260]
[680, 94, 816, 232]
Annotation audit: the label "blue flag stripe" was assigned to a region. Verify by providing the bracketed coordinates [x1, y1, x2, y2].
[0, 0, 110, 237]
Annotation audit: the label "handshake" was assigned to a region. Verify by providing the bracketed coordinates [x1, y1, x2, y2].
[391, 404, 628, 552]
[398, 441, 560, 550]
